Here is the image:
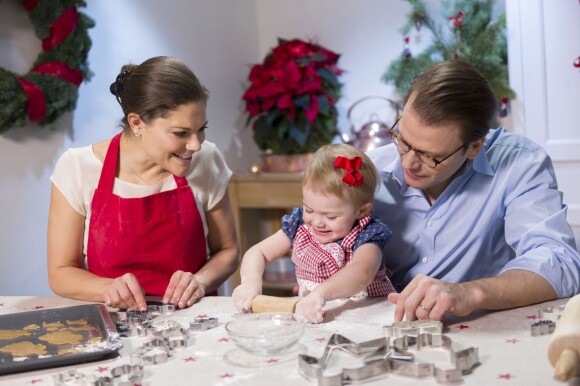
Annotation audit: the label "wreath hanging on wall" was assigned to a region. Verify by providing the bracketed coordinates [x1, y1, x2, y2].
[0, 0, 94, 133]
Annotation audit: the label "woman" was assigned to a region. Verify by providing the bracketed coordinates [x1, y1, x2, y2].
[47, 56, 239, 311]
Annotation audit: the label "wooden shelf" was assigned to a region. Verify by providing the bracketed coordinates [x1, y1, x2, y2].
[228, 172, 303, 290]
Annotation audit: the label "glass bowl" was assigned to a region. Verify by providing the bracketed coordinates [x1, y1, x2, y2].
[225, 313, 304, 356]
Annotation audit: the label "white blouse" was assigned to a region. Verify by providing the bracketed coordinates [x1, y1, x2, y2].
[50, 140, 232, 257]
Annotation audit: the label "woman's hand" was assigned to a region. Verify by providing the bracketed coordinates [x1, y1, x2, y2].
[232, 281, 262, 313]
[103, 273, 147, 310]
[163, 270, 207, 309]
[295, 292, 326, 323]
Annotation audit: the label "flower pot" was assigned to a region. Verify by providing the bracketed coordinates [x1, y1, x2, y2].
[260, 153, 314, 173]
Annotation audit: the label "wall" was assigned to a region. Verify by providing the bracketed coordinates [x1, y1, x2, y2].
[0, 0, 260, 295]
[0, 0, 415, 295]
[254, 0, 411, 133]
[1, 0, 577, 296]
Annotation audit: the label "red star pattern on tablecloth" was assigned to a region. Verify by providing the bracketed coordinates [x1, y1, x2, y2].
[314, 337, 327, 343]
[197, 314, 208, 318]
[95, 366, 108, 373]
[30, 380, 42, 384]
[499, 373, 513, 379]
[183, 356, 196, 362]
[505, 338, 519, 344]
[0, 303, 4, 307]
[218, 337, 229, 342]
[35, 305, 44, 309]
[457, 324, 470, 330]
[219, 373, 234, 379]
[526, 314, 539, 319]
[266, 358, 279, 364]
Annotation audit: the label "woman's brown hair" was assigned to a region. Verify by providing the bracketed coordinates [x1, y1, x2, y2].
[110, 56, 209, 130]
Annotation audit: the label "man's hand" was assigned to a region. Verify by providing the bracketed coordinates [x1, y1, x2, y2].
[103, 273, 147, 310]
[387, 274, 480, 321]
[163, 270, 207, 309]
[232, 281, 262, 313]
[295, 292, 326, 323]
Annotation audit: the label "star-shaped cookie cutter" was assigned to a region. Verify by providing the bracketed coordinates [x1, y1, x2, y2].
[189, 316, 219, 331]
[129, 325, 190, 367]
[110, 363, 144, 386]
[52, 369, 113, 386]
[299, 321, 479, 385]
[115, 304, 175, 337]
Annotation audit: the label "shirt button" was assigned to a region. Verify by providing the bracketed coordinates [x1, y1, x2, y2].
[426, 221, 432, 228]
[422, 256, 428, 263]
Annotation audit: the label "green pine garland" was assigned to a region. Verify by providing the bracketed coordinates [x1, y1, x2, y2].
[0, 0, 94, 133]
[382, 0, 515, 103]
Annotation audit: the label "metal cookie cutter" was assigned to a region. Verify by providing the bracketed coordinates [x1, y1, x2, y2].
[531, 320, 556, 336]
[384, 319, 443, 338]
[146, 302, 176, 316]
[150, 320, 190, 347]
[388, 333, 480, 383]
[299, 334, 394, 386]
[52, 369, 113, 386]
[539, 305, 566, 322]
[115, 304, 175, 337]
[131, 341, 171, 366]
[130, 323, 189, 366]
[529, 304, 566, 336]
[110, 363, 144, 386]
[299, 332, 479, 385]
[149, 319, 183, 336]
[189, 316, 219, 331]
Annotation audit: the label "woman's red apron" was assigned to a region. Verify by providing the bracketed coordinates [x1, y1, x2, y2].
[87, 133, 208, 296]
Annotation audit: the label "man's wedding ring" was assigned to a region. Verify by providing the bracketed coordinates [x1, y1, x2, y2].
[419, 304, 432, 312]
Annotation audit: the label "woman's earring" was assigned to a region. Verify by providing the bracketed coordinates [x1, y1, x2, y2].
[134, 132, 141, 137]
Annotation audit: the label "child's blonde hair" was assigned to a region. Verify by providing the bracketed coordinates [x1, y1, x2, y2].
[303, 144, 379, 208]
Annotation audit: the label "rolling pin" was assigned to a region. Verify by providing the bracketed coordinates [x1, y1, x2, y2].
[548, 294, 580, 381]
[251, 295, 298, 313]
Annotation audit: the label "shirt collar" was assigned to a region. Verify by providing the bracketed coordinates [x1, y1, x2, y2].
[474, 127, 503, 177]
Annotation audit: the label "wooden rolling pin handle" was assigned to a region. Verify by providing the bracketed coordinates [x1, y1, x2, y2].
[554, 348, 579, 382]
[251, 295, 298, 313]
[548, 294, 580, 382]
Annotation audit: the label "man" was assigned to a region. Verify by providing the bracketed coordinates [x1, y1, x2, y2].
[369, 60, 580, 322]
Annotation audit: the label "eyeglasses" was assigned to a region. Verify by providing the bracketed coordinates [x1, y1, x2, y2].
[388, 117, 466, 168]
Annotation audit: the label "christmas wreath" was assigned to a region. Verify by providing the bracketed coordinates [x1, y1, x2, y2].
[0, 0, 94, 133]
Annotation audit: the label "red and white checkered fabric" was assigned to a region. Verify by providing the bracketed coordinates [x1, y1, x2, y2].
[291, 215, 395, 297]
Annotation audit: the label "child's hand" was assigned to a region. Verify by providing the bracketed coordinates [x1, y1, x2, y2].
[232, 282, 262, 313]
[295, 292, 326, 323]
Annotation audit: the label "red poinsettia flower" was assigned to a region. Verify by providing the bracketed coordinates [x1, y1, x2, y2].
[243, 38, 344, 155]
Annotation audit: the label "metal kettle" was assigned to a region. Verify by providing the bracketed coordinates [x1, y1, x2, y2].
[341, 96, 401, 152]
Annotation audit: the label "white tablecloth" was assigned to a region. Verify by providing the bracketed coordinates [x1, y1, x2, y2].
[0, 296, 574, 385]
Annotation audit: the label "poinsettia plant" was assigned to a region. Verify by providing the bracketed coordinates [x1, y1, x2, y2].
[243, 38, 344, 155]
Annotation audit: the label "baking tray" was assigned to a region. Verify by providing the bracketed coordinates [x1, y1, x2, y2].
[0, 304, 122, 375]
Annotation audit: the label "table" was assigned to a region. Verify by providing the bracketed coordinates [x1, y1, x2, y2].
[228, 172, 303, 293]
[0, 296, 573, 385]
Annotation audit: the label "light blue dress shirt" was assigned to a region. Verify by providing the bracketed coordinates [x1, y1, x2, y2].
[368, 128, 580, 297]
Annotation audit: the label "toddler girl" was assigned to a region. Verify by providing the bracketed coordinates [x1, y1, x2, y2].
[232, 144, 395, 323]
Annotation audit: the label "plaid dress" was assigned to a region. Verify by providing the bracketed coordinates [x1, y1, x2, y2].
[281, 208, 396, 298]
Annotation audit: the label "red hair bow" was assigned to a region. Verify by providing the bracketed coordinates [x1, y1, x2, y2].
[333, 156, 363, 186]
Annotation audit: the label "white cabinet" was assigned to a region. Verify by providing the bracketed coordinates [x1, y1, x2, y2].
[506, 0, 580, 244]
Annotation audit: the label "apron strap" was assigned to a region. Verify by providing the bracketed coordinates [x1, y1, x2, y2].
[97, 132, 122, 192]
[98, 132, 189, 190]
[340, 215, 371, 263]
[175, 175, 188, 187]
